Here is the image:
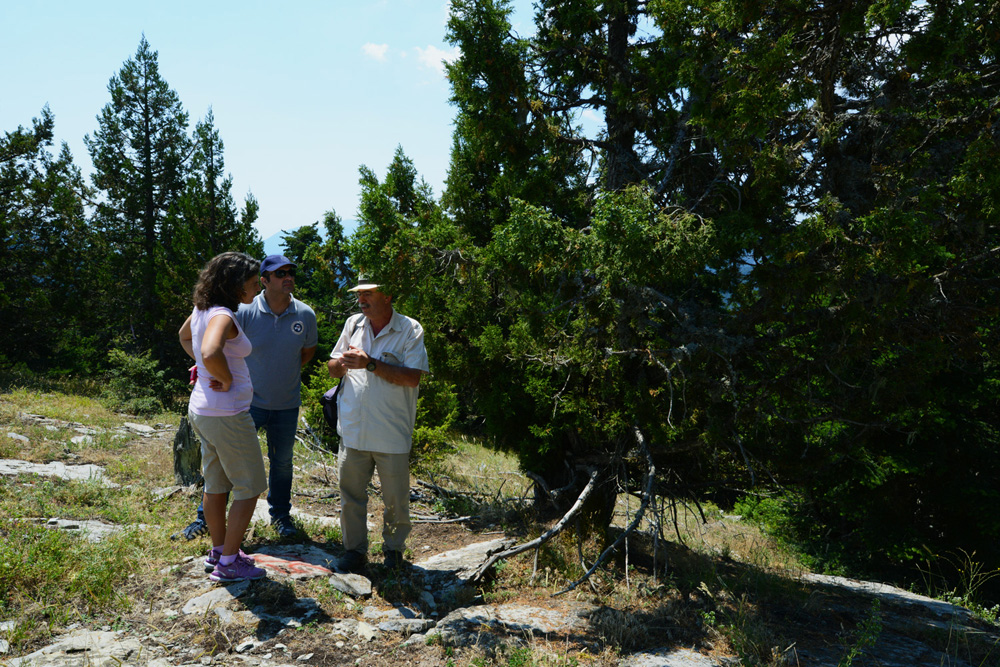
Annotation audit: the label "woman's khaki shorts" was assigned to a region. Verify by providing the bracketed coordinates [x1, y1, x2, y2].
[188, 411, 267, 501]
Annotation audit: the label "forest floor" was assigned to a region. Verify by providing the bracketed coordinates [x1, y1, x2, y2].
[2, 385, 1000, 666]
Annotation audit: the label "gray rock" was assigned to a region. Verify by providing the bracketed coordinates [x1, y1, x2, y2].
[123, 422, 156, 435]
[0, 459, 117, 487]
[356, 621, 379, 642]
[801, 573, 973, 620]
[41, 517, 137, 543]
[181, 580, 251, 615]
[329, 572, 372, 597]
[2, 629, 144, 667]
[249, 499, 343, 531]
[153, 485, 182, 500]
[362, 604, 421, 621]
[377, 618, 436, 635]
[427, 601, 596, 649]
[172, 417, 202, 486]
[7, 433, 29, 443]
[411, 538, 515, 597]
[235, 640, 258, 653]
[620, 648, 730, 666]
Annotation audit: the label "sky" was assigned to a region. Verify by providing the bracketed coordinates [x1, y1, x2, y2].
[1, 0, 536, 244]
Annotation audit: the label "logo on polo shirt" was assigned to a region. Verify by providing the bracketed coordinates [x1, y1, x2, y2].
[291, 321, 305, 335]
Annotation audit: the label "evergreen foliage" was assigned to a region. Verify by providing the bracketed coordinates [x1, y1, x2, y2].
[344, 0, 1000, 588]
[0, 108, 103, 372]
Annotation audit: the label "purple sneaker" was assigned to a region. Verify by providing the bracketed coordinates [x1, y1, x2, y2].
[204, 548, 255, 573]
[209, 554, 266, 582]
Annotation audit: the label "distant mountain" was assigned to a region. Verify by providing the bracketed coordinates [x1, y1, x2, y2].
[261, 220, 358, 258]
[263, 231, 284, 257]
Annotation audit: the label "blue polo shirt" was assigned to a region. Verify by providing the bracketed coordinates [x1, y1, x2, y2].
[236, 292, 318, 410]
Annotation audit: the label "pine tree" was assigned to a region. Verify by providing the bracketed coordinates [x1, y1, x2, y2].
[1, 108, 100, 370]
[85, 36, 192, 357]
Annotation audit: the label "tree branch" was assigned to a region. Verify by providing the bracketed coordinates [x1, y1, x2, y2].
[468, 467, 599, 583]
[555, 426, 656, 595]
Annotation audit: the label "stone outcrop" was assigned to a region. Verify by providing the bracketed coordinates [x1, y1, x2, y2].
[171, 416, 202, 486]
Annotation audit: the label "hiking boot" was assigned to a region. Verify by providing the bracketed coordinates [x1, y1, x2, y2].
[335, 550, 366, 574]
[171, 518, 209, 541]
[204, 547, 256, 573]
[272, 515, 299, 539]
[383, 550, 406, 570]
[209, 554, 267, 582]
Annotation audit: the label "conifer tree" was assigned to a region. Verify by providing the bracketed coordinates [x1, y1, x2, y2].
[85, 36, 192, 358]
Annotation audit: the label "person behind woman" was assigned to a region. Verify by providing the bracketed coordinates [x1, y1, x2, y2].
[179, 252, 268, 582]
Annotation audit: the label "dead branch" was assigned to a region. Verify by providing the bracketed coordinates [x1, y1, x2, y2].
[297, 416, 336, 485]
[416, 478, 494, 501]
[555, 426, 656, 596]
[468, 467, 600, 583]
[524, 462, 577, 504]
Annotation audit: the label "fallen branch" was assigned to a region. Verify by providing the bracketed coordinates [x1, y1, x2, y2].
[468, 467, 599, 583]
[412, 516, 474, 524]
[297, 416, 336, 485]
[297, 416, 330, 455]
[555, 426, 656, 596]
[416, 478, 497, 501]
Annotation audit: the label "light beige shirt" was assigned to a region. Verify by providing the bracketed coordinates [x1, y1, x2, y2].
[330, 310, 429, 453]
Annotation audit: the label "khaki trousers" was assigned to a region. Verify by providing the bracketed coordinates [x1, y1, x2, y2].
[337, 446, 411, 553]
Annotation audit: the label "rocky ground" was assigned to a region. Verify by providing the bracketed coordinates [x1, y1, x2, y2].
[2, 411, 1000, 666]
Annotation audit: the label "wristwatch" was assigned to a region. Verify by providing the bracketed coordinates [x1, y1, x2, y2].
[365, 359, 377, 372]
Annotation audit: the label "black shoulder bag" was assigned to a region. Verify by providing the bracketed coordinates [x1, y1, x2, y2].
[320, 317, 363, 431]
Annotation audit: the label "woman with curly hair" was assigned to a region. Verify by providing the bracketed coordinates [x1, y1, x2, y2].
[179, 252, 268, 582]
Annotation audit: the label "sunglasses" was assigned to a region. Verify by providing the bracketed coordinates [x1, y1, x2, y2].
[272, 268, 296, 278]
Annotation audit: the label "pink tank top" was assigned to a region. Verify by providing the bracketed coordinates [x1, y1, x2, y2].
[188, 306, 253, 416]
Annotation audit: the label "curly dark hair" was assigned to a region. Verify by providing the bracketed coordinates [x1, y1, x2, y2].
[192, 252, 260, 312]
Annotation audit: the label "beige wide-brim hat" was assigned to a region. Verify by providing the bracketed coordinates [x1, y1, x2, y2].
[347, 276, 381, 292]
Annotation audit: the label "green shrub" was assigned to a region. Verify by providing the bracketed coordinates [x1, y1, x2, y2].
[413, 376, 458, 458]
[302, 369, 338, 450]
[734, 492, 848, 574]
[103, 348, 184, 415]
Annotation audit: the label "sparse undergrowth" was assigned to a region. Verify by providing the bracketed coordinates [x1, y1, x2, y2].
[1, 381, 999, 665]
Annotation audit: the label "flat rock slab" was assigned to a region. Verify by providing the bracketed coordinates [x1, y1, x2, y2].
[412, 537, 515, 596]
[252, 544, 337, 579]
[182, 579, 251, 614]
[329, 572, 372, 597]
[2, 629, 144, 667]
[801, 573, 972, 620]
[37, 518, 132, 542]
[620, 648, 731, 667]
[423, 600, 597, 649]
[250, 498, 346, 530]
[0, 459, 117, 487]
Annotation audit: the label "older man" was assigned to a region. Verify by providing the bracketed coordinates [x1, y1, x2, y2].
[327, 277, 429, 571]
[174, 255, 318, 544]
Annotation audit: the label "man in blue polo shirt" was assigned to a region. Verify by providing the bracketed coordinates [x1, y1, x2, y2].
[174, 255, 318, 541]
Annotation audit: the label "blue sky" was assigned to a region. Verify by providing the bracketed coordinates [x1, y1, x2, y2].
[1, 0, 536, 243]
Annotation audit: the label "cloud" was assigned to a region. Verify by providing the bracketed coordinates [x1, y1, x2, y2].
[362, 43, 389, 62]
[414, 45, 460, 77]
